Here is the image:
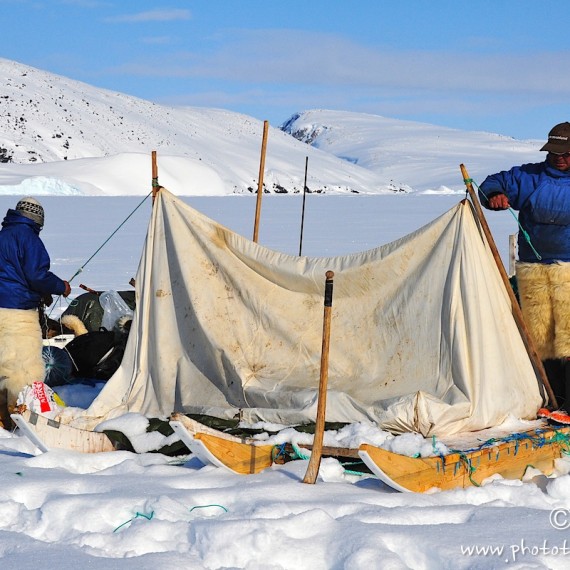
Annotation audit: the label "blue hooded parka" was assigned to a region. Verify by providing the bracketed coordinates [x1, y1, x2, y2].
[479, 161, 570, 263]
[0, 209, 67, 309]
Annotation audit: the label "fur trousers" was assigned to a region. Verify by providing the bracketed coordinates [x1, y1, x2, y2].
[516, 261, 570, 360]
[0, 307, 44, 427]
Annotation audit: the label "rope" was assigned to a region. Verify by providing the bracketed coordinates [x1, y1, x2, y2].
[464, 177, 542, 260]
[279, 442, 375, 477]
[67, 191, 152, 284]
[291, 443, 311, 460]
[113, 510, 154, 533]
[271, 443, 288, 462]
[455, 452, 480, 487]
[439, 428, 570, 486]
[343, 468, 370, 477]
[46, 191, 152, 318]
[189, 504, 228, 514]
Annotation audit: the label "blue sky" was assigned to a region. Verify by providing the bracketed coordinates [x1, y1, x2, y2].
[3, 0, 568, 140]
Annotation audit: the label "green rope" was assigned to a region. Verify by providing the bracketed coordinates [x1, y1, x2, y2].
[291, 442, 311, 460]
[456, 452, 480, 487]
[113, 510, 154, 533]
[464, 177, 542, 261]
[450, 428, 570, 457]
[546, 431, 570, 455]
[432, 435, 439, 455]
[441, 428, 570, 487]
[344, 468, 370, 477]
[189, 504, 228, 514]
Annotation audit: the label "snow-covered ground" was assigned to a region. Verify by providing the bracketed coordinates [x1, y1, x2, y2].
[1, 185, 569, 569]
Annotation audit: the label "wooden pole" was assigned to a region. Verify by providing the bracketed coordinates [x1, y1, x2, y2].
[303, 270, 335, 484]
[298, 156, 309, 256]
[460, 164, 557, 408]
[151, 150, 162, 204]
[79, 283, 100, 296]
[508, 234, 517, 277]
[252, 120, 269, 243]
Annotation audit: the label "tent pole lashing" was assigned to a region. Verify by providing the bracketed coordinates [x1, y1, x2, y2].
[151, 150, 163, 205]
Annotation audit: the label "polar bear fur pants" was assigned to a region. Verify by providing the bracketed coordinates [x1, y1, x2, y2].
[516, 261, 570, 360]
[0, 308, 44, 427]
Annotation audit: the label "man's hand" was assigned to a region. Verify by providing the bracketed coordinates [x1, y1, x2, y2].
[63, 281, 71, 297]
[488, 194, 509, 210]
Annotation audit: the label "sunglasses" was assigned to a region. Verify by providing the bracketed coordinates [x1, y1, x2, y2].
[549, 151, 570, 158]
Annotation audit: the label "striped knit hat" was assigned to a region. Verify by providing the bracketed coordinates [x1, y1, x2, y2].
[16, 196, 44, 227]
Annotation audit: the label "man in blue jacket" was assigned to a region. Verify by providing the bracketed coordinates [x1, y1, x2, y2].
[0, 197, 71, 428]
[480, 122, 570, 410]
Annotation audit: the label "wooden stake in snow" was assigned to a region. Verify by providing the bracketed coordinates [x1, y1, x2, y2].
[253, 121, 269, 243]
[303, 270, 335, 485]
[460, 164, 557, 409]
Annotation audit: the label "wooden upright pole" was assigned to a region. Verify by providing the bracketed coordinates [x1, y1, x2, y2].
[253, 120, 269, 243]
[151, 150, 161, 204]
[460, 164, 558, 408]
[303, 270, 335, 484]
[298, 156, 309, 256]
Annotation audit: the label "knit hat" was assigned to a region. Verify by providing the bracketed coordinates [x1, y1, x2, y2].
[16, 196, 44, 227]
[540, 122, 570, 153]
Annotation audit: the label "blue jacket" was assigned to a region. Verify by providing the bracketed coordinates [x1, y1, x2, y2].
[479, 161, 570, 263]
[0, 209, 67, 309]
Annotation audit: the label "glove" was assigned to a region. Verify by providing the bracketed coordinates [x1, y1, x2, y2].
[42, 294, 53, 307]
[62, 281, 71, 298]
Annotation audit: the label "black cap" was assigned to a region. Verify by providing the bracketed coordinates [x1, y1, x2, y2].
[540, 122, 570, 153]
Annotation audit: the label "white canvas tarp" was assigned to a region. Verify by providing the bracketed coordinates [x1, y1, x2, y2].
[79, 189, 543, 436]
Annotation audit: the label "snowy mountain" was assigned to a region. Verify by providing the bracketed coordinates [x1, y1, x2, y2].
[0, 58, 546, 196]
[281, 110, 545, 192]
[0, 58, 401, 196]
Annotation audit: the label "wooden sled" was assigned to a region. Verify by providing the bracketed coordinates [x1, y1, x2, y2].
[172, 414, 570, 489]
[11, 409, 116, 454]
[170, 413, 359, 475]
[358, 425, 570, 493]
[170, 413, 274, 474]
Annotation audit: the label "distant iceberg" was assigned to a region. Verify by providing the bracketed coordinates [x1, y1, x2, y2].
[0, 176, 82, 196]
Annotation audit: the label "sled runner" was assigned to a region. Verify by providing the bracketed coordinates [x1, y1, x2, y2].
[358, 425, 570, 492]
[169, 413, 360, 475]
[170, 413, 277, 474]
[11, 409, 116, 454]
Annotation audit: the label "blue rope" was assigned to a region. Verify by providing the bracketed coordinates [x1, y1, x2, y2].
[271, 443, 288, 462]
[434, 428, 570, 487]
[465, 177, 541, 260]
